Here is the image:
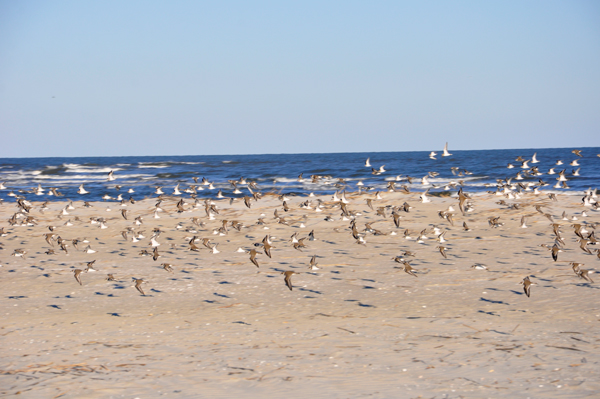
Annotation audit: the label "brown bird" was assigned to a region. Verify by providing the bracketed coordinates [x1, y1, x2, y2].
[106, 274, 116, 281]
[282, 271, 297, 291]
[577, 269, 594, 283]
[436, 245, 448, 259]
[85, 260, 97, 272]
[73, 269, 83, 285]
[401, 261, 418, 277]
[519, 276, 536, 297]
[162, 263, 174, 273]
[262, 235, 273, 258]
[308, 255, 319, 270]
[248, 249, 260, 268]
[152, 247, 160, 261]
[133, 278, 146, 296]
[551, 244, 562, 262]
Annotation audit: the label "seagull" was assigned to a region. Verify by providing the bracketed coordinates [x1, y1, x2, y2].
[442, 142, 452, 157]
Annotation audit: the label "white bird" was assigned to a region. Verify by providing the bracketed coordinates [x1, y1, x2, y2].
[77, 184, 88, 195]
[442, 142, 452, 157]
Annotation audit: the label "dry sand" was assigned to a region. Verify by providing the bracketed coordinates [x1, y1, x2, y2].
[1, 190, 599, 398]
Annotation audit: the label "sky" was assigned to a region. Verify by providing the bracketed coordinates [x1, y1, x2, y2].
[1, 0, 599, 158]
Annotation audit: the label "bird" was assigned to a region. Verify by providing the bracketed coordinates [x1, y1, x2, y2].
[85, 260, 97, 272]
[133, 278, 146, 295]
[106, 274, 116, 281]
[308, 255, 319, 270]
[442, 142, 452, 157]
[436, 245, 448, 259]
[551, 244, 562, 261]
[262, 235, 273, 258]
[77, 184, 88, 194]
[401, 261, 418, 277]
[520, 216, 528, 228]
[577, 269, 594, 283]
[73, 269, 83, 285]
[282, 271, 297, 290]
[162, 263, 174, 273]
[429, 151, 437, 160]
[471, 263, 488, 271]
[519, 276, 536, 297]
[248, 249, 260, 268]
[152, 247, 160, 261]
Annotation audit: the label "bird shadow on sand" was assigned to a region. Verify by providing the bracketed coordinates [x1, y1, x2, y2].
[478, 310, 500, 316]
[480, 297, 509, 305]
[298, 287, 322, 295]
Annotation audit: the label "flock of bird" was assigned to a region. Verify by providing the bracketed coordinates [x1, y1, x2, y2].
[2, 144, 599, 297]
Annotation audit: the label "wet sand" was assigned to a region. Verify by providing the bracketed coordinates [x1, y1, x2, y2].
[1, 190, 599, 398]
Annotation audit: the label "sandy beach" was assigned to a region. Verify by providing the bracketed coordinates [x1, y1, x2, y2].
[1, 189, 599, 398]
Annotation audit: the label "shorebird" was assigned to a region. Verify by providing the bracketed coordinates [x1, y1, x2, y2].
[429, 151, 437, 160]
[519, 276, 535, 297]
[162, 263, 174, 273]
[11, 249, 26, 258]
[401, 261, 418, 277]
[73, 269, 83, 285]
[106, 274, 116, 281]
[551, 244, 562, 261]
[77, 184, 88, 195]
[520, 216, 528, 228]
[152, 247, 160, 261]
[262, 235, 273, 258]
[282, 271, 297, 290]
[471, 263, 488, 271]
[436, 245, 448, 259]
[84, 260, 97, 272]
[308, 255, 319, 270]
[364, 158, 371, 167]
[133, 278, 146, 295]
[107, 170, 116, 181]
[248, 249, 260, 268]
[577, 269, 594, 283]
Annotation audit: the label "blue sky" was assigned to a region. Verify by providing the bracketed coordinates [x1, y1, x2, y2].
[1, 1, 599, 157]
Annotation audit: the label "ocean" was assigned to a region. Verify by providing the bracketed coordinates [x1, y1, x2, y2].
[1, 147, 599, 202]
